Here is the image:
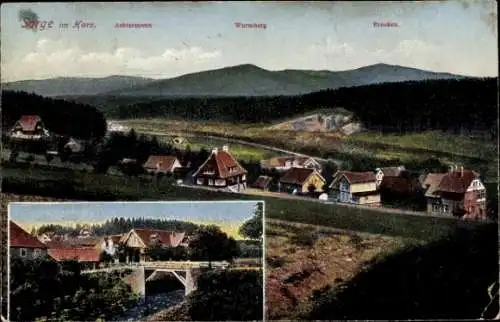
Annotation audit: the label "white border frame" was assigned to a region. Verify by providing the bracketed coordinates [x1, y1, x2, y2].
[6, 200, 266, 322]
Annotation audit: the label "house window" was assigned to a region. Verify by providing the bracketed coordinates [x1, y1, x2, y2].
[33, 249, 42, 258]
[20, 248, 28, 257]
[208, 179, 214, 186]
[477, 190, 486, 200]
[442, 204, 450, 213]
[196, 178, 204, 185]
[431, 204, 441, 213]
[340, 182, 349, 192]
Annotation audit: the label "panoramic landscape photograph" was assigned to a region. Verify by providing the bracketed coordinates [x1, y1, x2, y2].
[7, 201, 264, 321]
[1, 1, 498, 321]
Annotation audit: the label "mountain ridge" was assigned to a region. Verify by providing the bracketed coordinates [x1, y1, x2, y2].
[2, 63, 468, 97]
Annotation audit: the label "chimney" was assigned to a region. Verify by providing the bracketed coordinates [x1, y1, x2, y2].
[460, 166, 464, 177]
[222, 145, 229, 152]
[212, 147, 218, 154]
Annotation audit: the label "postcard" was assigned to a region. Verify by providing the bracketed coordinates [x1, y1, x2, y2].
[1, 2, 498, 321]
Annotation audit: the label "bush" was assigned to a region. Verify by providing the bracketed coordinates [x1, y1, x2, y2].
[186, 270, 263, 321]
[291, 232, 318, 247]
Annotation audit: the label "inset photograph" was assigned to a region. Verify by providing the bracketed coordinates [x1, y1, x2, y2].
[8, 201, 264, 322]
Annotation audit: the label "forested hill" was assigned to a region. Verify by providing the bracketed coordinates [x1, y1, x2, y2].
[97, 77, 496, 134]
[35, 218, 200, 237]
[1, 90, 107, 139]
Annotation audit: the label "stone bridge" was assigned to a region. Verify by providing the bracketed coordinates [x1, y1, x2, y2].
[81, 261, 259, 298]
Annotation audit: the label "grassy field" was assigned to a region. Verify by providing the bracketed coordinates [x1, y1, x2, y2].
[2, 162, 493, 243]
[119, 119, 496, 178]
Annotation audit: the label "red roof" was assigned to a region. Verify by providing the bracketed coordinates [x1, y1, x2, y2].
[436, 169, 479, 194]
[48, 247, 100, 262]
[10, 221, 47, 249]
[280, 168, 324, 185]
[16, 115, 42, 132]
[193, 148, 247, 179]
[143, 155, 180, 172]
[342, 171, 376, 184]
[131, 229, 186, 248]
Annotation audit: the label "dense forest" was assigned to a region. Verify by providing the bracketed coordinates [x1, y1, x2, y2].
[1, 90, 107, 139]
[96, 77, 497, 134]
[35, 217, 201, 237]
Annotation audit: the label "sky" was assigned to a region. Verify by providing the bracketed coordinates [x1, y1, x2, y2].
[8, 201, 262, 226]
[0, 1, 498, 82]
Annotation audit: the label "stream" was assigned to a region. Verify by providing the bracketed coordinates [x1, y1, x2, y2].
[110, 289, 185, 321]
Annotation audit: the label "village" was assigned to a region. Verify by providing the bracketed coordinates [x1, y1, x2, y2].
[7, 201, 264, 321]
[3, 113, 490, 222]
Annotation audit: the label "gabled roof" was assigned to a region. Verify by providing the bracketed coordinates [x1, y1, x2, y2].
[143, 155, 180, 172]
[341, 171, 376, 184]
[10, 221, 47, 248]
[436, 170, 479, 194]
[126, 228, 186, 248]
[252, 175, 273, 189]
[422, 173, 447, 197]
[15, 115, 43, 132]
[192, 148, 247, 179]
[48, 248, 100, 262]
[279, 167, 325, 185]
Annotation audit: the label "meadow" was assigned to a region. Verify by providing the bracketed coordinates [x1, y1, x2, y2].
[118, 118, 497, 179]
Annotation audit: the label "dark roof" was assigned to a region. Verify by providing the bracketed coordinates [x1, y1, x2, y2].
[343, 171, 376, 184]
[193, 148, 247, 179]
[437, 169, 479, 194]
[379, 176, 420, 194]
[10, 221, 47, 249]
[16, 115, 43, 132]
[280, 167, 325, 185]
[48, 248, 100, 262]
[143, 155, 180, 171]
[252, 175, 273, 189]
[130, 229, 185, 248]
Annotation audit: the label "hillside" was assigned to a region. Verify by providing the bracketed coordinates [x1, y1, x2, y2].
[79, 78, 496, 136]
[3, 63, 465, 98]
[1, 91, 107, 139]
[1, 75, 155, 97]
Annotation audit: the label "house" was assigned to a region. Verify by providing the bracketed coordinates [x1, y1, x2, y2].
[47, 248, 101, 270]
[375, 165, 406, 187]
[10, 221, 48, 260]
[192, 145, 247, 191]
[8, 115, 51, 141]
[261, 156, 322, 173]
[251, 175, 274, 191]
[119, 228, 186, 262]
[422, 166, 486, 219]
[97, 235, 122, 256]
[37, 233, 52, 244]
[329, 171, 381, 205]
[143, 155, 183, 174]
[279, 168, 326, 194]
[77, 227, 92, 238]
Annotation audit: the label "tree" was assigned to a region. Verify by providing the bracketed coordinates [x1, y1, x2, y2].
[238, 203, 263, 240]
[189, 225, 240, 268]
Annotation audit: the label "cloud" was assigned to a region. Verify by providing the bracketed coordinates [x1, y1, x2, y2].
[308, 37, 355, 56]
[10, 38, 221, 80]
[395, 39, 438, 56]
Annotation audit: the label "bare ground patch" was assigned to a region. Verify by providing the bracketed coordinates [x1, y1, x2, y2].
[265, 218, 413, 320]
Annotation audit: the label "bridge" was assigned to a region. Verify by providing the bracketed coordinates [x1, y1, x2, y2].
[81, 260, 262, 297]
